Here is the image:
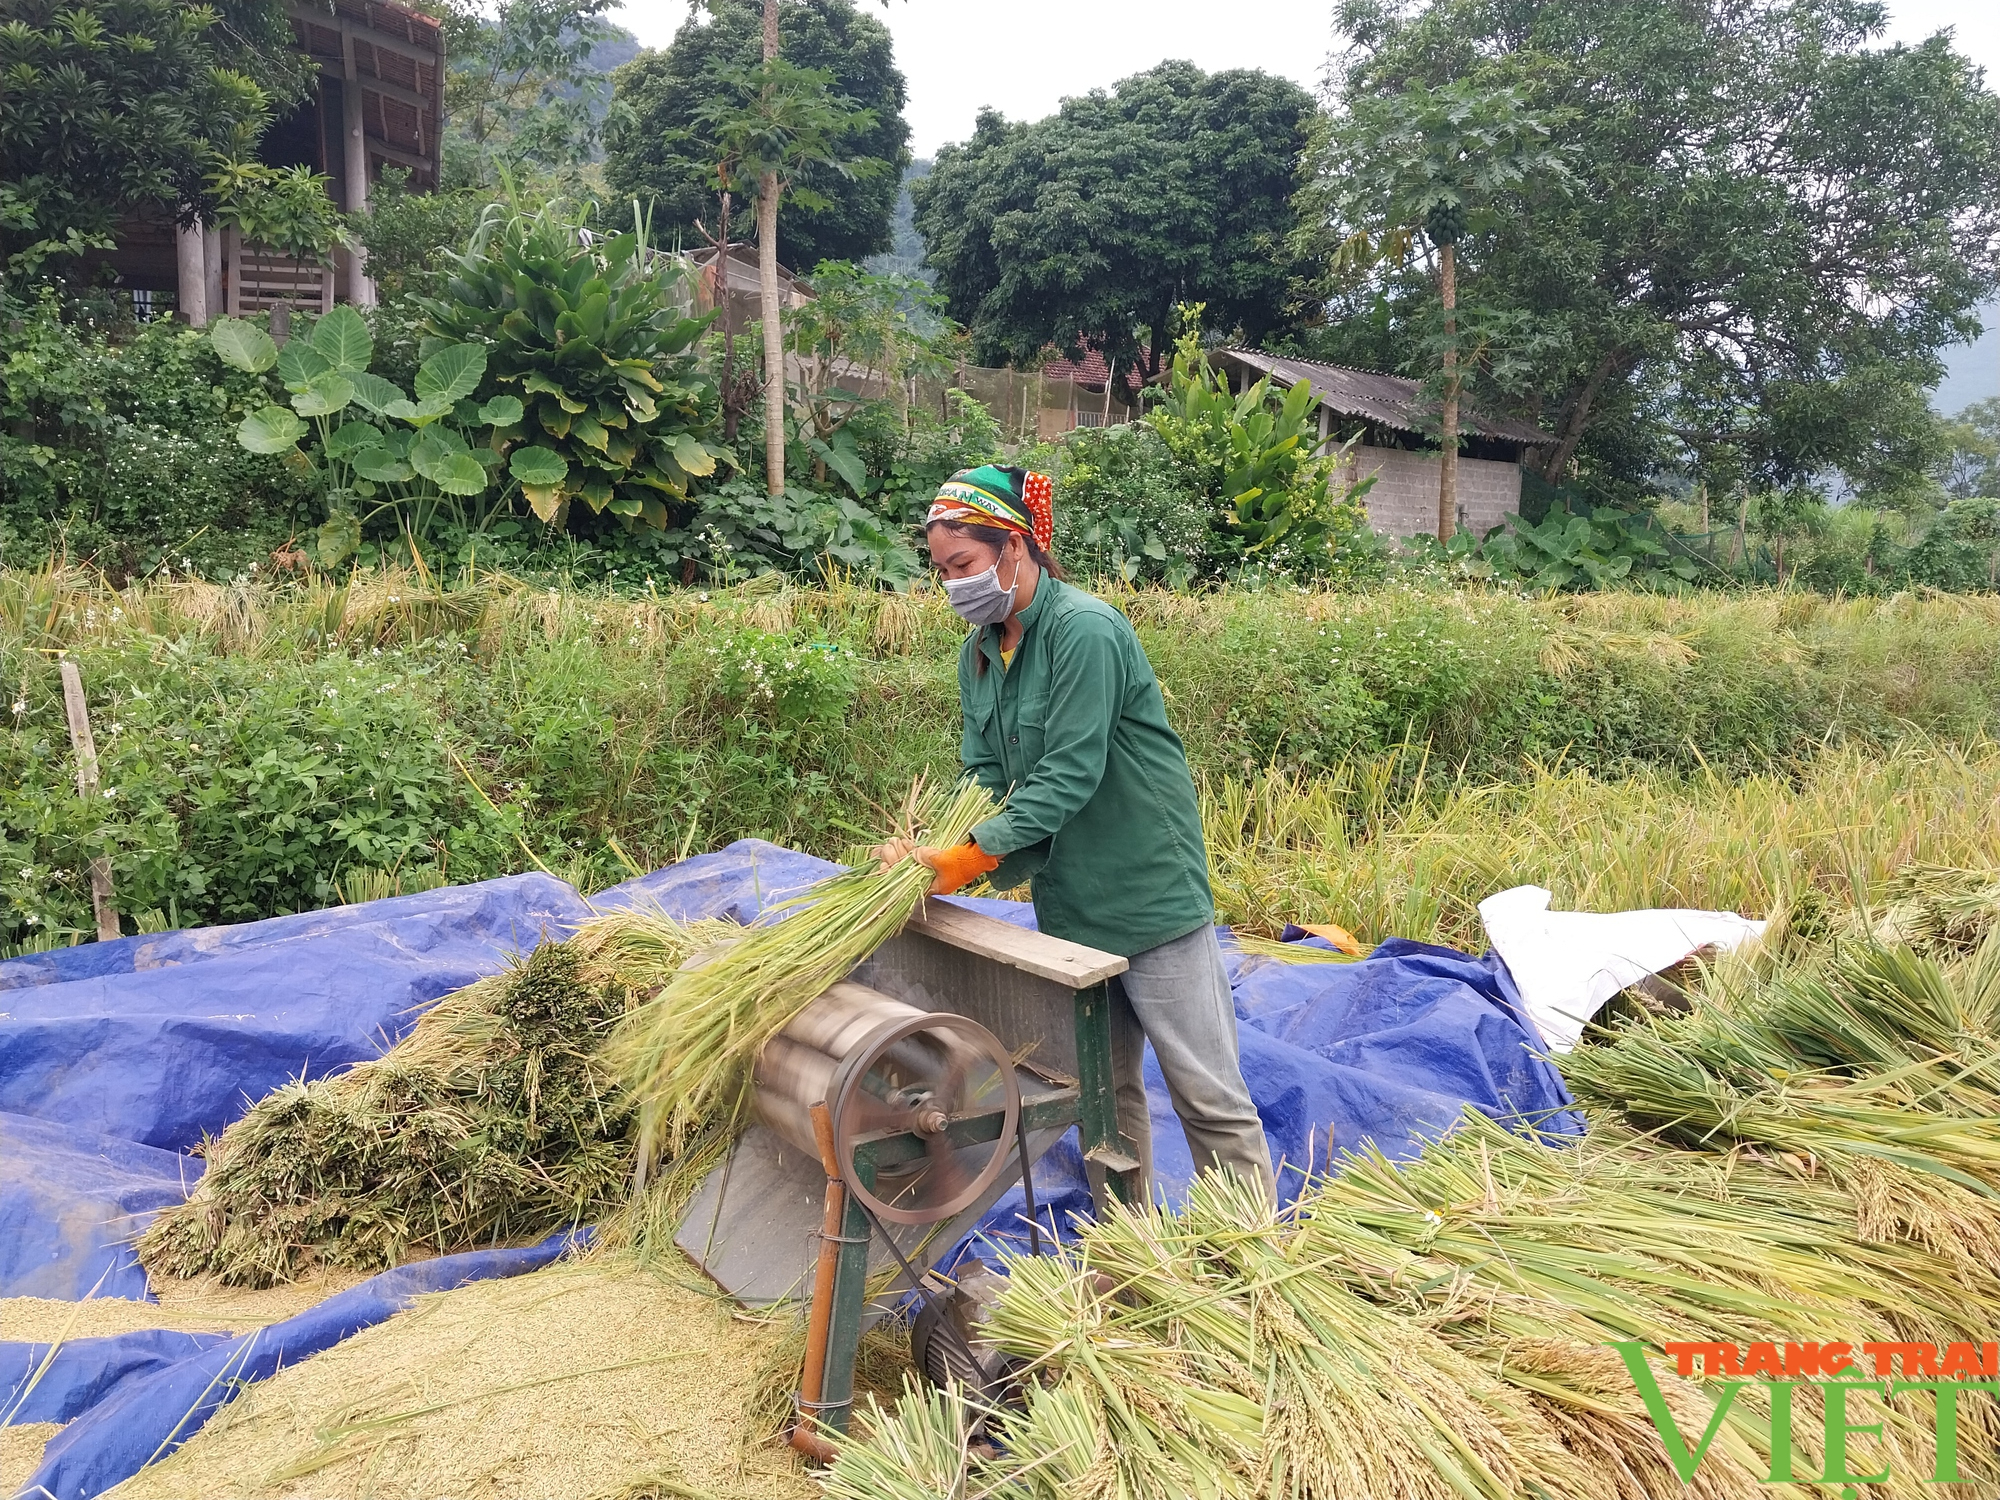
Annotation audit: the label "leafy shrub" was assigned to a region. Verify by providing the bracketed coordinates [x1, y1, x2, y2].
[1906, 498, 2000, 592]
[0, 639, 515, 939]
[1476, 504, 1705, 589]
[0, 292, 305, 574]
[1052, 423, 1207, 586]
[1145, 328, 1372, 576]
[671, 476, 922, 586]
[349, 169, 487, 300]
[418, 201, 731, 536]
[850, 388, 1004, 527]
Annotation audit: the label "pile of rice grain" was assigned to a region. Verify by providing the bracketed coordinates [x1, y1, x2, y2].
[104, 1254, 815, 1500]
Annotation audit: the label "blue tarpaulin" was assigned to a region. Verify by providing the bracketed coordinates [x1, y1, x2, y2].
[1, 840, 1573, 1500]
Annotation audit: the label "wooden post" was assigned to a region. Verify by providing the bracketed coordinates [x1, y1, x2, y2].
[341, 35, 376, 307]
[59, 660, 120, 942]
[175, 225, 207, 327]
[202, 224, 222, 325]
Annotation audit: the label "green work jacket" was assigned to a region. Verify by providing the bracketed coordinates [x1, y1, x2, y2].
[959, 576, 1214, 958]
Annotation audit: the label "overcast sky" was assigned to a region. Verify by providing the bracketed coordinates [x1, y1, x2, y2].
[611, 1, 1998, 155]
[608, 0, 2000, 407]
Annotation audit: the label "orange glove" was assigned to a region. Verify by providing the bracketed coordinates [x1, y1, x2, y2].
[872, 837, 1000, 896]
[925, 840, 1001, 896]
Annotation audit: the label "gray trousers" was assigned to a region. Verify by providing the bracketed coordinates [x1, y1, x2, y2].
[1100, 924, 1275, 1203]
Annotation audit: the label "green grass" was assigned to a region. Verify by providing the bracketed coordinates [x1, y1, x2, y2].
[2, 564, 1998, 944]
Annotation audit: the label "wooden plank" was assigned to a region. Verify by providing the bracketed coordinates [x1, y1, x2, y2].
[364, 132, 430, 172]
[59, 661, 120, 942]
[907, 897, 1126, 990]
[303, 53, 429, 110]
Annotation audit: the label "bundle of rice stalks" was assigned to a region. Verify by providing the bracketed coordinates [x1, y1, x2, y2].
[137, 936, 705, 1287]
[603, 776, 996, 1159]
[1870, 864, 2000, 957]
[1564, 935, 2000, 1217]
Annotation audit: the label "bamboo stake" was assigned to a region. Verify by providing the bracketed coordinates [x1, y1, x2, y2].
[59, 659, 120, 941]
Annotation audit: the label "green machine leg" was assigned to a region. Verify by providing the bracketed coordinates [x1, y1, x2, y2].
[815, 1143, 875, 1435]
[1073, 981, 1142, 1206]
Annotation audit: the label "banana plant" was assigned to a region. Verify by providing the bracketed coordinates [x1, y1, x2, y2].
[213, 306, 533, 564]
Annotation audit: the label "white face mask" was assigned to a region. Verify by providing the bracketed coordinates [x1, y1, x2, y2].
[942, 546, 1021, 626]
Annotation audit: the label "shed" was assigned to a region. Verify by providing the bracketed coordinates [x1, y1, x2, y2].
[1212, 349, 1553, 539]
[100, 0, 446, 324]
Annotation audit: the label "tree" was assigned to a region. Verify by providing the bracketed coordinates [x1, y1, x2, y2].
[786, 260, 956, 492]
[432, 0, 625, 187]
[692, 48, 884, 493]
[911, 62, 1316, 381]
[603, 0, 910, 270]
[1307, 0, 2000, 501]
[1941, 398, 2000, 499]
[0, 0, 309, 273]
[1312, 80, 1568, 539]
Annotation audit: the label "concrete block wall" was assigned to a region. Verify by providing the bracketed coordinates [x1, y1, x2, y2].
[1334, 444, 1523, 542]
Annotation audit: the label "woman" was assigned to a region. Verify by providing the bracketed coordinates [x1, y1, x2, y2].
[874, 464, 1273, 1202]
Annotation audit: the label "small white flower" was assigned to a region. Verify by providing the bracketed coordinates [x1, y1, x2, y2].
[11, 701, 23, 715]
[102, 788, 117, 800]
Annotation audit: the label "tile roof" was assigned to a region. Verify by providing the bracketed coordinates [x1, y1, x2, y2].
[1040, 345, 1147, 397]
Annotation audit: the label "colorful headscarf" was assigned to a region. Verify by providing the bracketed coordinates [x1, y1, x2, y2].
[927, 465, 1054, 554]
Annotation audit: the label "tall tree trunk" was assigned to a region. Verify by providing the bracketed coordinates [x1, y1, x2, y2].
[1539, 347, 1622, 485]
[758, 0, 785, 497]
[1437, 240, 1458, 544]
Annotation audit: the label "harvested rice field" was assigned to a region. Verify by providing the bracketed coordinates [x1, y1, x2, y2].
[99, 1255, 816, 1500]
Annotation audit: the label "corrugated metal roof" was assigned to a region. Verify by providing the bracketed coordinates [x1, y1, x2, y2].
[1216, 349, 1551, 448]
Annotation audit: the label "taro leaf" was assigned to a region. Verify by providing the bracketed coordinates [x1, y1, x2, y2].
[382, 398, 419, 422]
[477, 394, 524, 427]
[315, 510, 363, 567]
[413, 343, 487, 404]
[351, 446, 411, 483]
[348, 372, 405, 415]
[509, 445, 567, 487]
[309, 305, 372, 372]
[818, 440, 865, 497]
[432, 451, 488, 496]
[607, 491, 642, 518]
[238, 405, 307, 453]
[409, 426, 487, 494]
[408, 427, 468, 485]
[292, 373, 356, 418]
[324, 421, 385, 459]
[579, 477, 613, 509]
[209, 317, 277, 374]
[572, 414, 609, 452]
[277, 339, 333, 394]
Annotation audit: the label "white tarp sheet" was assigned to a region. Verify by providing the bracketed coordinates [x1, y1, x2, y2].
[1479, 885, 1767, 1052]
